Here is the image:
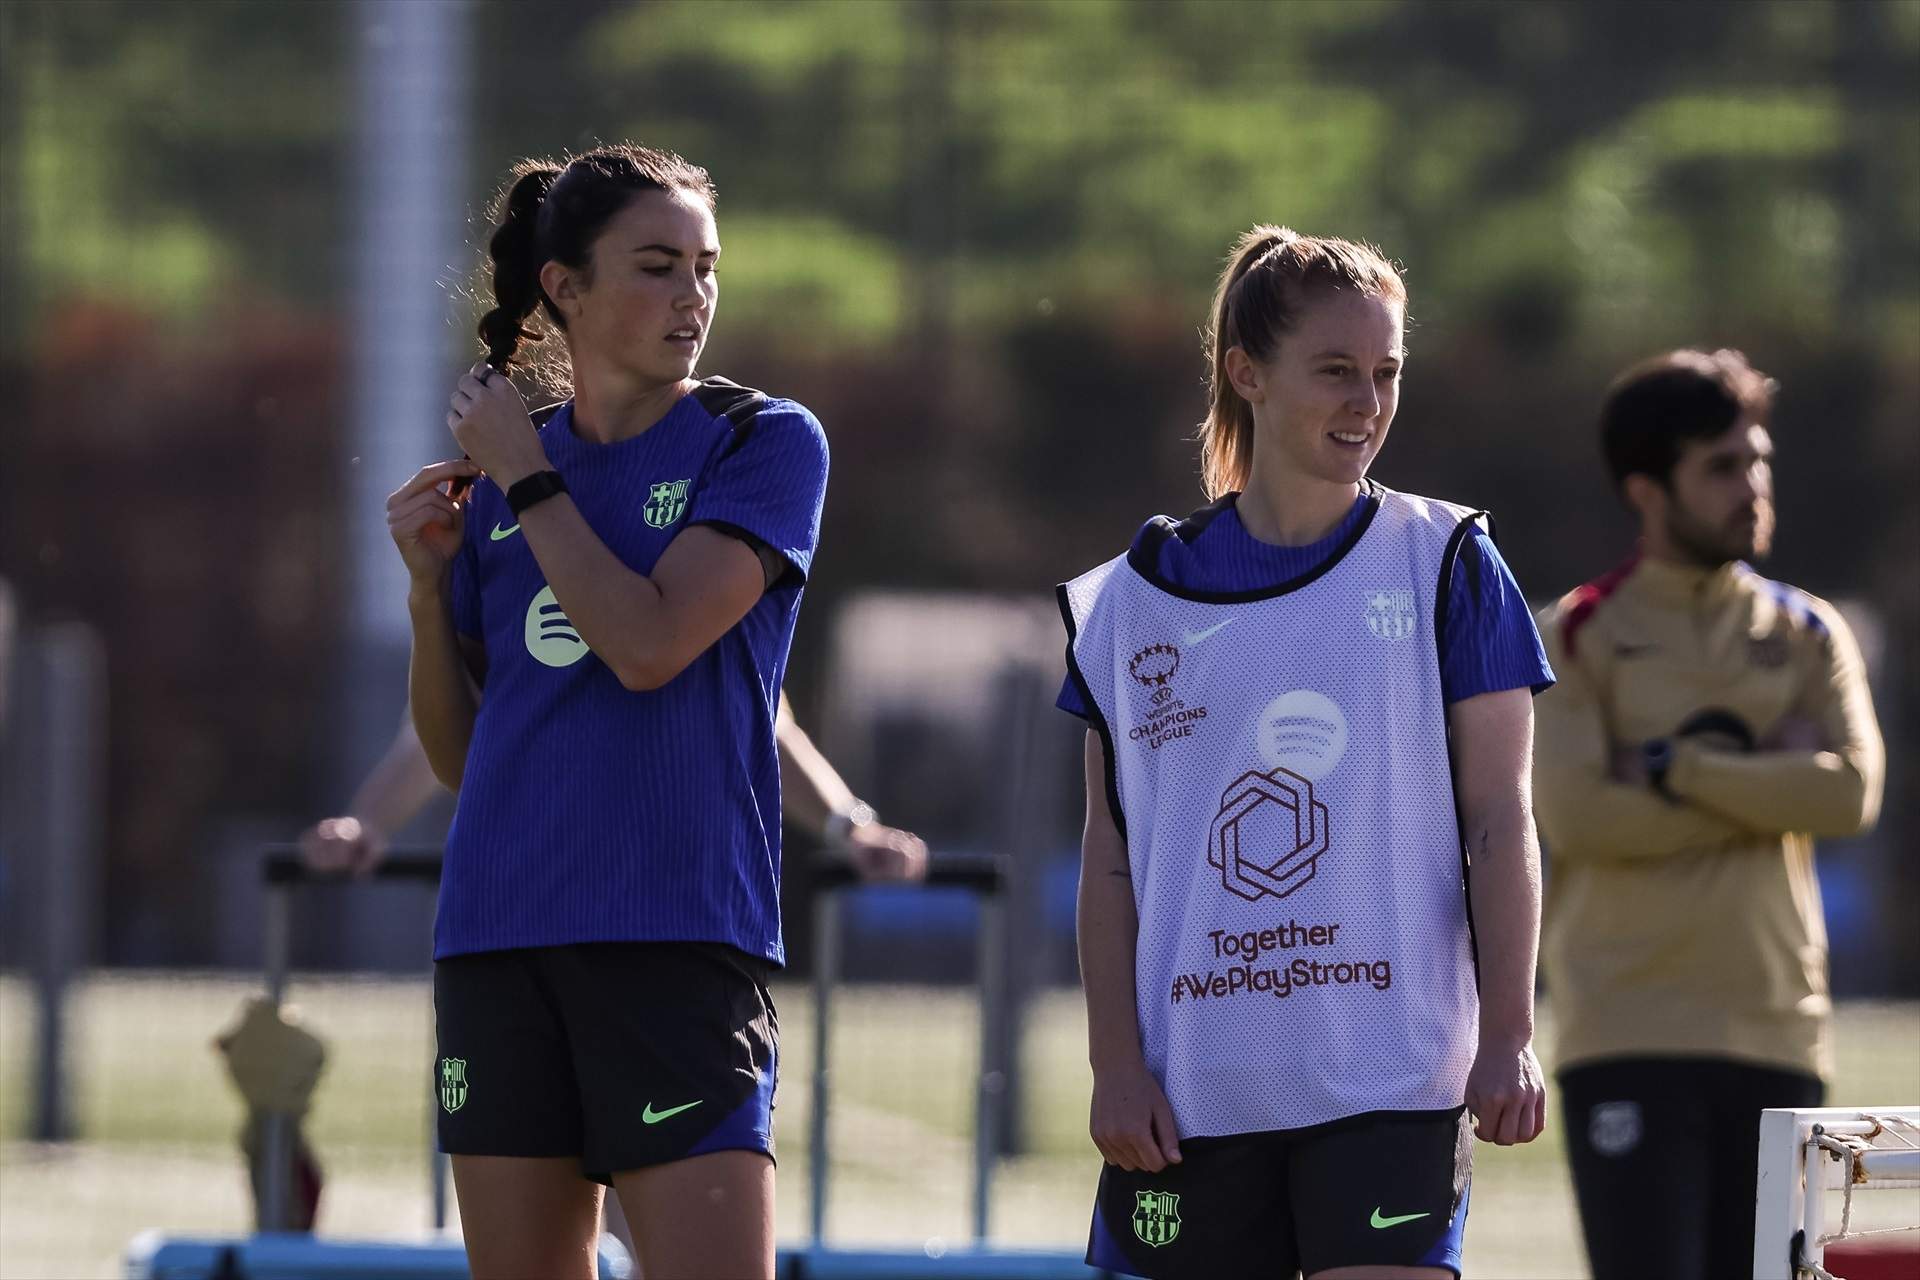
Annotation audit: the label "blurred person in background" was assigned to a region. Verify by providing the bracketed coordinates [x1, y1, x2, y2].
[1058, 226, 1552, 1280]
[301, 693, 927, 884]
[1533, 348, 1885, 1280]
[299, 696, 925, 1254]
[386, 143, 826, 1280]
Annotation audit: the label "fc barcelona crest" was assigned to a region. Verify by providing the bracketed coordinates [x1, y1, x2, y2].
[644, 478, 691, 529]
[1132, 1189, 1180, 1247]
[1365, 589, 1417, 640]
[439, 1057, 468, 1113]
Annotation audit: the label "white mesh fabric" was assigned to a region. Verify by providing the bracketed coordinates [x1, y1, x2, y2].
[1063, 491, 1481, 1137]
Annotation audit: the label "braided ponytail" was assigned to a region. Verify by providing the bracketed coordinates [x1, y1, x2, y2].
[471, 145, 716, 395]
[476, 161, 561, 372]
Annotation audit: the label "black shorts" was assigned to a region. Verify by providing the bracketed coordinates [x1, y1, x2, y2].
[1559, 1056, 1823, 1280]
[433, 941, 778, 1183]
[1088, 1107, 1472, 1279]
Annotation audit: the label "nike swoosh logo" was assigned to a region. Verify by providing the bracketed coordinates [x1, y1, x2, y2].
[1613, 642, 1657, 658]
[490, 523, 520, 541]
[641, 1099, 702, 1125]
[1370, 1208, 1432, 1229]
[1180, 618, 1236, 646]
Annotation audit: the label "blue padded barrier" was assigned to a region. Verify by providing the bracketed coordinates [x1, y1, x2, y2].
[124, 1232, 632, 1280]
[126, 1235, 1109, 1280]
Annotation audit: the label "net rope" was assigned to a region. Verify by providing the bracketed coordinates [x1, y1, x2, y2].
[1799, 1114, 1920, 1280]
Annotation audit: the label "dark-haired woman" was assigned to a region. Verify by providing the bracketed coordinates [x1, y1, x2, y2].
[1057, 227, 1553, 1279]
[385, 145, 826, 1279]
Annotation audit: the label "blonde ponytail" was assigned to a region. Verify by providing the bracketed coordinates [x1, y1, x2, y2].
[1196, 225, 1406, 499]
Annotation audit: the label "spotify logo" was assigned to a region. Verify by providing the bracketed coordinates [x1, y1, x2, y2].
[1255, 690, 1349, 780]
[523, 586, 589, 668]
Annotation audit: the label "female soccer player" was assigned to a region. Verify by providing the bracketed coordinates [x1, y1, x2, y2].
[385, 145, 827, 1280]
[1057, 227, 1552, 1279]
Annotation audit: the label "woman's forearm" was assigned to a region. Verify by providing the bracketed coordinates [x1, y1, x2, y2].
[343, 715, 445, 837]
[774, 692, 857, 836]
[1450, 689, 1544, 1050]
[1079, 862, 1147, 1072]
[1464, 793, 1542, 1049]
[407, 584, 478, 791]
[1078, 729, 1146, 1074]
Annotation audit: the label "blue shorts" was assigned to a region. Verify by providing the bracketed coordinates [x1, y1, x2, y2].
[433, 942, 777, 1183]
[1089, 1106, 1471, 1278]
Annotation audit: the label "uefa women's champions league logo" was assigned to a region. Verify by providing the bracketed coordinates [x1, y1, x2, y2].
[1128, 641, 1181, 707]
[1126, 642, 1209, 749]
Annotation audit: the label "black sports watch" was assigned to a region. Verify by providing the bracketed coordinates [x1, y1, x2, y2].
[1642, 738, 1676, 797]
[505, 469, 568, 516]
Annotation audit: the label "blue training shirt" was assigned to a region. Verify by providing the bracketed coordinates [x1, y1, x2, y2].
[1057, 483, 1552, 718]
[439, 379, 829, 964]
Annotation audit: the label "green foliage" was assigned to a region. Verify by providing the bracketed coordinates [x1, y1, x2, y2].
[557, 0, 1916, 355]
[5, 0, 1914, 357]
[3, 3, 1915, 979]
[717, 214, 907, 346]
[2, 0, 347, 328]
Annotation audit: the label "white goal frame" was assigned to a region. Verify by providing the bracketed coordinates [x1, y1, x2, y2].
[1755, 1106, 1920, 1280]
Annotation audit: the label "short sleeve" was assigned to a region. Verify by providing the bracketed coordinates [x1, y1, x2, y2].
[1441, 528, 1555, 703]
[686, 400, 830, 585]
[1057, 673, 1089, 719]
[450, 514, 482, 641]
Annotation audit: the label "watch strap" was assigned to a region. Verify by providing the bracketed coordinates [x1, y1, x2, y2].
[505, 470, 567, 516]
[1643, 738, 1676, 797]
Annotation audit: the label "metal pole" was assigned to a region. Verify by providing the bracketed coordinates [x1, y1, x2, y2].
[808, 891, 842, 1245]
[346, 0, 470, 653]
[263, 887, 290, 1007]
[260, 880, 293, 1229]
[19, 624, 106, 1144]
[339, 0, 471, 970]
[972, 891, 1007, 1242]
[431, 1150, 449, 1232]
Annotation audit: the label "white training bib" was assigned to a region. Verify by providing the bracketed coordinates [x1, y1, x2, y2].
[1059, 488, 1483, 1137]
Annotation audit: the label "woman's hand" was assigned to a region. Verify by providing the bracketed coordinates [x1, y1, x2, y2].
[297, 815, 388, 877]
[1465, 1034, 1548, 1145]
[447, 362, 549, 489]
[1090, 1057, 1183, 1172]
[847, 822, 929, 882]
[387, 460, 480, 583]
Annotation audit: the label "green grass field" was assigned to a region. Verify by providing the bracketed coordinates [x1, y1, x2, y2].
[1, 974, 1914, 1279]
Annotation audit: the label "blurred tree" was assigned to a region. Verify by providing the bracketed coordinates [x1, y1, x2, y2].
[2, 0, 1914, 972]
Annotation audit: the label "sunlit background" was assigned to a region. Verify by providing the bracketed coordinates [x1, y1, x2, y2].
[1, 2, 1915, 1277]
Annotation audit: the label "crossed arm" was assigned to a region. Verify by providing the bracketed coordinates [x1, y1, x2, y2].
[1535, 614, 1884, 863]
[407, 520, 767, 791]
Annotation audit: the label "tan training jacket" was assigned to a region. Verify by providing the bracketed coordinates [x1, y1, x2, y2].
[1533, 553, 1884, 1080]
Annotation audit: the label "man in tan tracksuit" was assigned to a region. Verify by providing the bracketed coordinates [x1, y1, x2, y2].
[1533, 349, 1884, 1280]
